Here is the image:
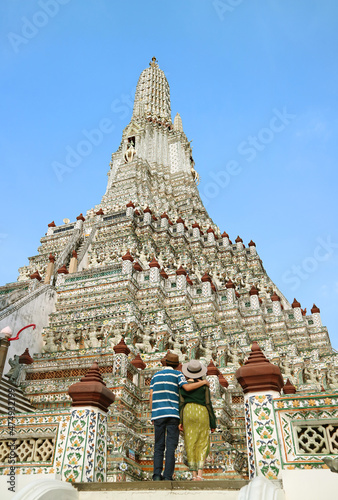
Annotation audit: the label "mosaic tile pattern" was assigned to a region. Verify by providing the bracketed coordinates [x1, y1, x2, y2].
[244, 393, 282, 480]
[274, 393, 338, 469]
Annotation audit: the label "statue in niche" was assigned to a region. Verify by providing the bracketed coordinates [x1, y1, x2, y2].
[327, 367, 338, 388]
[279, 356, 293, 380]
[190, 160, 200, 185]
[108, 323, 123, 348]
[88, 324, 100, 348]
[101, 324, 113, 344]
[108, 334, 122, 349]
[227, 347, 242, 367]
[66, 327, 78, 350]
[172, 337, 185, 361]
[52, 330, 63, 350]
[124, 320, 138, 341]
[81, 328, 90, 349]
[6, 355, 23, 385]
[124, 142, 136, 163]
[302, 364, 319, 385]
[135, 329, 154, 353]
[42, 331, 57, 353]
[199, 340, 215, 362]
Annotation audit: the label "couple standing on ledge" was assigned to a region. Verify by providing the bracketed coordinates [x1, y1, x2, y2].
[149, 351, 216, 481]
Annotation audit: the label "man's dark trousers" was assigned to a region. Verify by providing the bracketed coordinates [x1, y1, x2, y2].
[153, 417, 180, 480]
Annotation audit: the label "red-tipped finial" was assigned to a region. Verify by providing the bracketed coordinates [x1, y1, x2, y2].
[149, 257, 160, 268]
[226, 279, 235, 289]
[133, 261, 143, 272]
[218, 373, 229, 388]
[292, 298, 301, 308]
[131, 353, 146, 370]
[122, 250, 134, 262]
[201, 272, 212, 283]
[283, 378, 296, 395]
[249, 285, 259, 296]
[207, 360, 220, 376]
[113, 337, 130, 355]
[176, 266, 187, 276]
[29, 270, 42, 281]
[235, 342, 284, 394]
[57, 265, 68, 274]
[271, 292, 280, 302]
[68, 362, 115, 412]
[160, 268, 168, 279]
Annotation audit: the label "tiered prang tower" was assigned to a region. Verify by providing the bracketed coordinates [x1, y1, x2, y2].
[0, 58, 337, 483]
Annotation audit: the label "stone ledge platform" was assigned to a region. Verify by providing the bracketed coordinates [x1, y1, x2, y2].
[74, 480, 249, 500]
[74, 479, 249, 491]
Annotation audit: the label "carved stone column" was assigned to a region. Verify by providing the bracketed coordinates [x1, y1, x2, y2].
[126, 201, 135, 217]
[69, 250, 78, 274]
[113, 338, 131, 377]
[149, 257, 160, 282]
[44, 254, 55, 284]
[226, 279, 236, 305]
[236, 342, 284, 481]
[249, 285, 260, 310]
[122, 250, 134, 276]
[64, 362, 115, 483]
[176, 266, 187, 290]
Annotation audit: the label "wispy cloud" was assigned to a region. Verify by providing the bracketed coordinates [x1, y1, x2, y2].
[294, 111, 334, 143]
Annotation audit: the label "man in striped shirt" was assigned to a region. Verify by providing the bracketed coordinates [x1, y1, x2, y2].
[149, 351, 209, 481]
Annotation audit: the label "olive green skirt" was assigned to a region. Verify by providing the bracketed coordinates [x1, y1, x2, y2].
[183, 403, 210, 471]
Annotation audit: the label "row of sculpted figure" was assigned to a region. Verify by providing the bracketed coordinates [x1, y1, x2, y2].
[38, 323, 338, 390]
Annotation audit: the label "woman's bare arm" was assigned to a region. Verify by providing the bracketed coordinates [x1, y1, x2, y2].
[182, 380, 209, 391]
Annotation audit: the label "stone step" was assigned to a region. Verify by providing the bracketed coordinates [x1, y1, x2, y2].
[0, 394, 35, 413]
[74, 479, 249, 500]
[0, 378, 35, 414]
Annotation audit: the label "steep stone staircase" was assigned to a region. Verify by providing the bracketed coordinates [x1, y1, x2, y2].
[0, 377, 35, 414]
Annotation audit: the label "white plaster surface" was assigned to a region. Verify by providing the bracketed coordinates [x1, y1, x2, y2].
[78, 491, 239, 500]
[1, 474, 78, 500]
[0, 286, 56, 374]
[282, 469, 338, 500]
[238, 476, 285, 500]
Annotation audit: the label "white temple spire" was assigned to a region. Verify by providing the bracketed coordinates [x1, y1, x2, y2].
[173, 112, 183, 132]
[132, 57, 171, 122]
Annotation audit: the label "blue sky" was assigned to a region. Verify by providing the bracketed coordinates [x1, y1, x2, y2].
[1, 0, 338, 349]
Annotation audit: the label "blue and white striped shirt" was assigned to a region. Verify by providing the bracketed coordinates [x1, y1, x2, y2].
[150, 367, 187, 420]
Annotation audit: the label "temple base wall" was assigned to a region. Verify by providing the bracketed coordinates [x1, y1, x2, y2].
[0, 285, 56, 374]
